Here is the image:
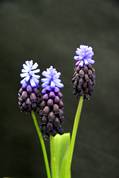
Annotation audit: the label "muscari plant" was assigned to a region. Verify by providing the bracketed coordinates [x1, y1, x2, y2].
[18, 45, 96, 178]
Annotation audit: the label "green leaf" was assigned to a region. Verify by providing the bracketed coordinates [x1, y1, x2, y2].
[50, 133, 71, 178]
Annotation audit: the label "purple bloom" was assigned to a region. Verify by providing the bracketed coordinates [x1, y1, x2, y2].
[20, 60, 40, 88]
[72, 45, 96, 99]
[41, 66, 64, 90]
[74, 45, 95, 67]
[18, 60, 41, 112]
[40, 66, 64, 137]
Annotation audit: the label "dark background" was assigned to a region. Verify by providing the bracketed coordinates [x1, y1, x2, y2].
[0, 0, 119, 177]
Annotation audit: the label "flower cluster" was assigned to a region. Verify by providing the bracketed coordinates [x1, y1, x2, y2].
[17, 45, 96, 178]
[18, 44, 96, 137]
[18, 60, 41, 112]
[39, 66, 64, 138]
[72, 45, 96, 99]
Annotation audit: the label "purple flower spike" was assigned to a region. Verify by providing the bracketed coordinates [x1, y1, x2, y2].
[18, 60, 41, 112]
[40, 66, 64, 138]
[41, 66, 64, 90]
[74, 45, 95, 67]
[72, 45, 96, 99]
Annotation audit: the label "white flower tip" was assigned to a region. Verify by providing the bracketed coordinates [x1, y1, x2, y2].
[20, 60, 40, 86]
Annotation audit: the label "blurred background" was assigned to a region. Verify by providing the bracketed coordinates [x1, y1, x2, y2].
[0, 0, 119, 177]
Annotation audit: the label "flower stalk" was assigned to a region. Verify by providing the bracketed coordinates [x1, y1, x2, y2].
[69, 96, 84, 167]
[31, 111, 51, 178]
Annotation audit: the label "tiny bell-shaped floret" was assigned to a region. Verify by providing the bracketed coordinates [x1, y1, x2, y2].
[72, 45, 96, 99]
[40, 66, 64, 138]
[18, 60, 41, 112]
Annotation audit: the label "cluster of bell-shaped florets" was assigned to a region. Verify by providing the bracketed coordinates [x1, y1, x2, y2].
[18, 44, 96, 136]
[72, 45, 96, 99]
[39, 66, 64, 138]
[18, 62, 64, 137]
[18, 60, 41, 112]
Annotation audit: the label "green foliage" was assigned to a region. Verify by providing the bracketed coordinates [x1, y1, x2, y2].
[50, 133, 71, 178]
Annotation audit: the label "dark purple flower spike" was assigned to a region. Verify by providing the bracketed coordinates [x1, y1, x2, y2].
[72, 45, 96, 99]
[18, 60, 41, 112]
[39, 66, 64, 138]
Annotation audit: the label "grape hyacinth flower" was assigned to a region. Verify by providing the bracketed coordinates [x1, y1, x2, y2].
[18, 60, 41, 112]
[40, 66, 64, 137]
[72, 45, 96, 99]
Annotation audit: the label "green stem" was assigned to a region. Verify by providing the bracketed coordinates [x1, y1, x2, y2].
[69, 96, 84, 167]
[31, 111, 51, 178]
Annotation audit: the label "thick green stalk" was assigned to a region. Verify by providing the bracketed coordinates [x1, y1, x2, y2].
[31, 111, 51, 178]
[69, 96, 84, 167]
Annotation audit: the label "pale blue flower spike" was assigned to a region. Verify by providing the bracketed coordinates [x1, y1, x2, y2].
[20, 60, 40, 87]
[74, 45, 95, 67]
[41, 66, 64, 90]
